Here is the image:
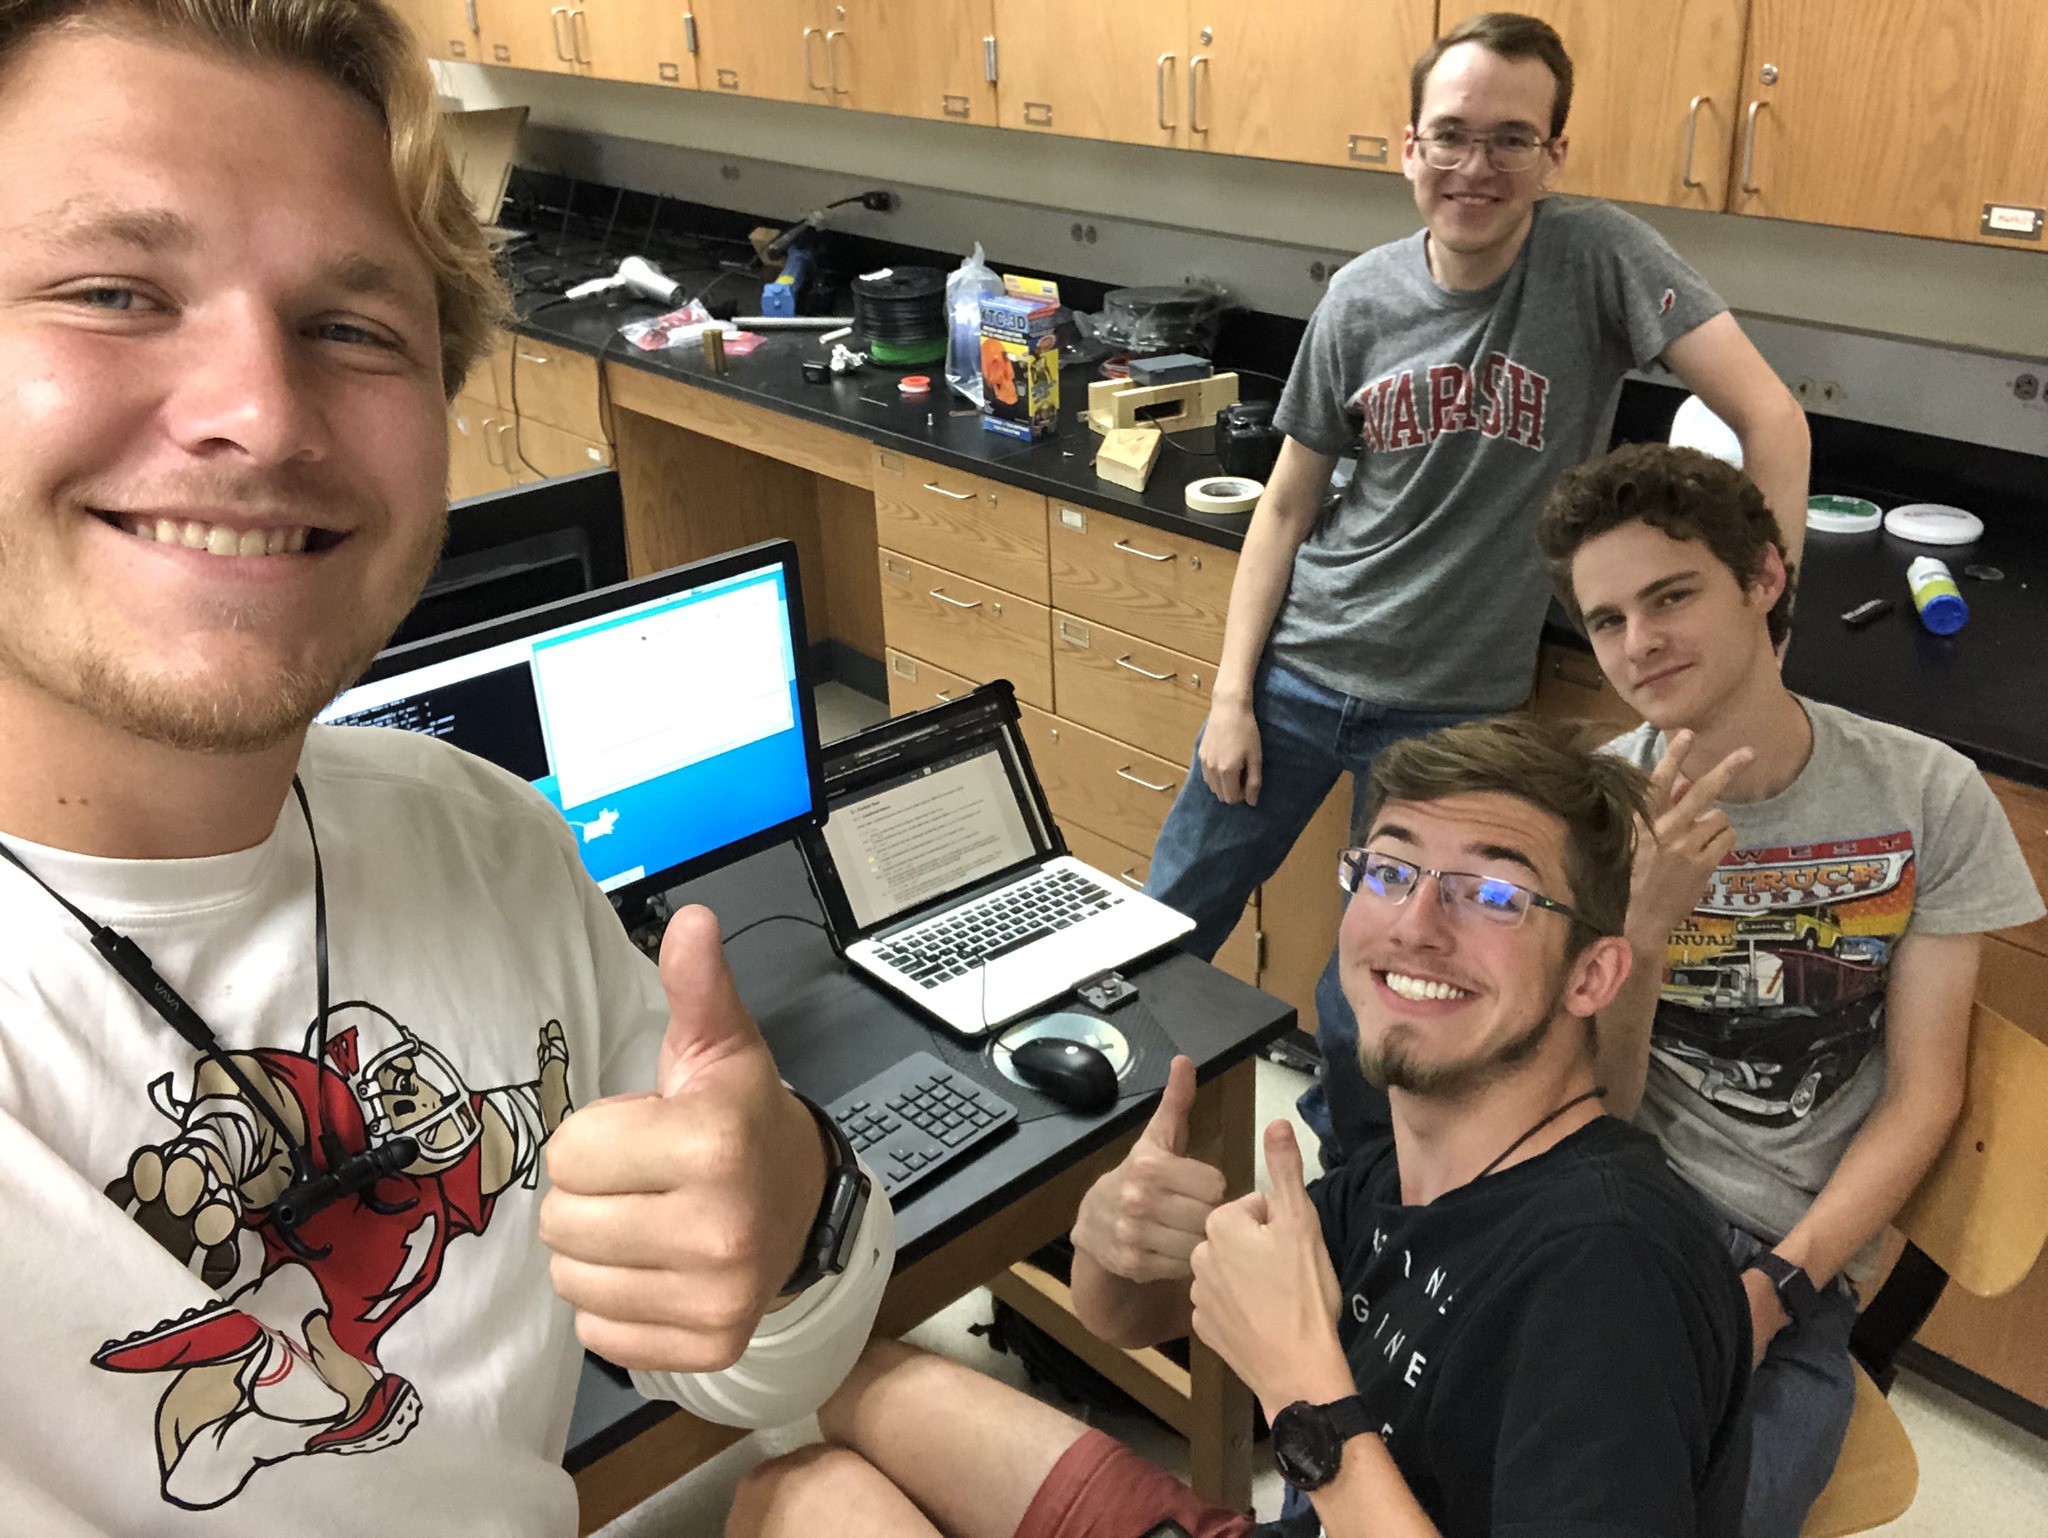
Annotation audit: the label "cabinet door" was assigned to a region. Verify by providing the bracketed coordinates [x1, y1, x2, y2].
[1732, 0, 2048, 244]
[991, 0, 1187, 147]
[1193, 0, 1431, 171]
[1510, 1, 1747, 209]
[475, 0, 579, 71]
[404, 0, 486, 65]
[694, 0, 822, 101]
[448, 395, 517, 503]
[576, 0, 700, 86]
[835, 0, 997, 124]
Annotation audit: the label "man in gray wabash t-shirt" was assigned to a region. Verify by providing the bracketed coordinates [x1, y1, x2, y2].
[1539, 443, 2043, 1538]
[1144, 13, 1810, 1163]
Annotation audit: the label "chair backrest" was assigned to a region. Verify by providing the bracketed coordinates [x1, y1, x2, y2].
[1892, 1002, 2048, 1297]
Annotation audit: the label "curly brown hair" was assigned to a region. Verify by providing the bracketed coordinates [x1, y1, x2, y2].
[1362, 715, 1648, 952]
[1538, 442, 1796, 648]
[0, 0, 507, 397]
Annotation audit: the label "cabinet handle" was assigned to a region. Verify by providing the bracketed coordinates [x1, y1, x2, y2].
[1680, 95, 1708, 189]
[928, 588, 982, 609]
[935, 689, 954, 702]
[1113, 538, 1175, 562]
[1188, 54, 1210, 134]
[1116, 767, 1175, 793]
[570, 8, 591, 66]
[921, 481, 975, 500]
[1115, 656, 1176, 682]
[516, 350, 552, 365]
[1740, 99, 1768, 194]
[492, 421, 517, 469]
[826, 29, 849, 97]
[1117, 868, 1144, 888]
[683, 11, 697, 54]
[984, 35, 997, 84]
[1155, 52, 1177, 131]
[802, 26, 824, 91]
[479, 415, 504, 468]
[549, 6, 573, 62]
[464, 0, 477, 34]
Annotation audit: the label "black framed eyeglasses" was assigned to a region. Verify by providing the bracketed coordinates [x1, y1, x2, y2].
[1415, 127, 1553, 173]
[1337, 848, 1594, 930]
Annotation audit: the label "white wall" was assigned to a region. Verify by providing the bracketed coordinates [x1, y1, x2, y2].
[438, 63, 2048, 359]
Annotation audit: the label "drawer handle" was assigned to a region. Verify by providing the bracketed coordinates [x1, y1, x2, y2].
[929, 588, 982, 609]
[921, 481, 976, 500]
[935, 690, 954, 702]
[1113, 538, 1175, 563]
[1117, 868, 1144, 888]
[1115, 656, 1175, 681]
[1115, 767, 1175, 793]
[516, 351, 552, 365]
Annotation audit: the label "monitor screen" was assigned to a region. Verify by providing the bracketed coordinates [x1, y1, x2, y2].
[319, 540, 823, 904]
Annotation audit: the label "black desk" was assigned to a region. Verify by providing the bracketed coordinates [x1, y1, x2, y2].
[564, 842, 1296, 1531]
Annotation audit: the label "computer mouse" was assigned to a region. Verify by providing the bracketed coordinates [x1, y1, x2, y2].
[1009, 1037, 1119, 1115]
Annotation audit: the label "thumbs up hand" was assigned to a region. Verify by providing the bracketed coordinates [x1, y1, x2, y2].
[1190, 1120, 1349, 1414]
[540, 906, 827, 1373]
[1071, 1056, 1228, 1284]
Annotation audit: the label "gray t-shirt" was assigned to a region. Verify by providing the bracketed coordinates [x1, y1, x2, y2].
[1607, 698, 2044, 1278]
[1272, 196, 1724, 712]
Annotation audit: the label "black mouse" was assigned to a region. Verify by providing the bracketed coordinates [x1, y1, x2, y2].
[1010, 1037, 1119, 1115]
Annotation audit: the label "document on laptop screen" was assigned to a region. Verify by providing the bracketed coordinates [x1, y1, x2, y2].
[825, 746, 1038, 929]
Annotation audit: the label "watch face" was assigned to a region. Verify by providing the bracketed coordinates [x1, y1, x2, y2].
[1270, 1402, 1341, 1490]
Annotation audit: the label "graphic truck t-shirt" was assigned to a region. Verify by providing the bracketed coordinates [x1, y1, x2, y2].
[1608, 699, 2044, 1276]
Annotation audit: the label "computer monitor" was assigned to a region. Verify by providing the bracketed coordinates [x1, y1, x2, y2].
[384, 469, 631, 649]
[318, 539, 824, 908]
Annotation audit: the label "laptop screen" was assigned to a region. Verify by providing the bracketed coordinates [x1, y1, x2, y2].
[318, 540, 822, 904]
[822, 743, 1039, 929]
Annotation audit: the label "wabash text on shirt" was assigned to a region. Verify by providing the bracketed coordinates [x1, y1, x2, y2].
[1353, 353, 1551, 454]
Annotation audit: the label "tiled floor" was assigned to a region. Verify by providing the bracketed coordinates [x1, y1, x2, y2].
[594, 683, 2048, 1536]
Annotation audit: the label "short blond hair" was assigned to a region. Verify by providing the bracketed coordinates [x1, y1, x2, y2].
[0, 0, 506, 395]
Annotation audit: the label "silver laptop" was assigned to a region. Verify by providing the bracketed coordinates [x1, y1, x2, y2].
[798, 682, 1195, 1036]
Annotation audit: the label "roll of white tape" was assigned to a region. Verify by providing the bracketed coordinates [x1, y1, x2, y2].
[1185, 476, 1263, 515]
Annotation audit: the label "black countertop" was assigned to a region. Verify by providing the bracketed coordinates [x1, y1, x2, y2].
[506, 255, 2048, 792]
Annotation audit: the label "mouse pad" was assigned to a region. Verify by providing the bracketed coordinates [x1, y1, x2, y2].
[923, 997, 1180, 1125]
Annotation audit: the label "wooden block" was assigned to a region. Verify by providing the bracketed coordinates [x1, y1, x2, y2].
[1087, 373, 1240, 434]
[1094, 426, 1163, 491]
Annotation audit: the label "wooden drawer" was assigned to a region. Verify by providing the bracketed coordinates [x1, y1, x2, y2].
[504, 335, 605, 441]
[447, 393, 515, 503]
[1053, 611, 1210, 768]
[1986, 773, 2048, 961]
[884, 649, 978, 715]
[1525, 640, 1641, 748]
[1047, 501, 1236, 664]
[872, 447, 1050, 602]
[511, 416, 612, 482]
[878, 551, 1051, 710]
[1061, 823, 1259, 987]
[1017, 703, 1185, 857]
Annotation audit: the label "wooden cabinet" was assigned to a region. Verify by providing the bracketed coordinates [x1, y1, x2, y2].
[401, 0, 485, 64]
[1018, 704, 1186, 861]
[448, 394, 518, 502]
[877, 550, 1053, 708]
[885, 648, 977, 713]
[1509, 1, 1748, 210]
[1257, 776, 1355, 1040]
[1730, 0, 2048, 245]
[828, 0, 998, 125]
[1193, 0, 1432, 170]
[873, 447, 1048, 601]
[1525, 639, 1642, 746]
[1047, 501, 1235, 665]
[691, 0, 817, 100]
[474, 0, 579, 71]
[579, 0, 700, 87]
[504, 337, 606, 442]
[1062, 822, 1260, 985]
[1052, 611, 1211, 765]
[992, 0, 1184, 146]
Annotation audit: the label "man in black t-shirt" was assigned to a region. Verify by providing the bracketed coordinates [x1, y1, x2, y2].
[728, 718, 1752, 1538]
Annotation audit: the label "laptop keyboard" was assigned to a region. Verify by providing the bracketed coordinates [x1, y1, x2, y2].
[827, 1051, 1019, 1197]
[873, 867, 1124, 989]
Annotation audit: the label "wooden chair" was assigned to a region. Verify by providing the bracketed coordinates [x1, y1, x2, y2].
[1799, 1002, 2048, 1537]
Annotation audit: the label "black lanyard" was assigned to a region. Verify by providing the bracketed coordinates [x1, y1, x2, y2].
[0, 779, 416, 1256]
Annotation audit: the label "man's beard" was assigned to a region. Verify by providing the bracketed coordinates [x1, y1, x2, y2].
[1358, 975, 1568, 1101]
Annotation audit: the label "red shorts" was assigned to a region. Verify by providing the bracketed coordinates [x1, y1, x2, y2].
[1015, 1429, 1259, 1538]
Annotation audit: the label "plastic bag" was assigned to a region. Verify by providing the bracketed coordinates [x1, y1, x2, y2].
[945, 243, 1005, 406]
[618, 300, 721, 352]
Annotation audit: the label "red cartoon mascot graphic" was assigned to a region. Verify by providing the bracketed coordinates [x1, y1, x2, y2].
[92, 1003, 573, 1510]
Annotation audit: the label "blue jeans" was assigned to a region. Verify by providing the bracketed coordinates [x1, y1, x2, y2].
[1725, 1229, 1861, 1538]
[1143, 660, 1483, 1161]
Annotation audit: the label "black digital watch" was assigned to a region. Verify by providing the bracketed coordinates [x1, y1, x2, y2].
[780, 1091, 871, 1296]
[1745, 1249, 1823, 1325]
[1270, 1395, 1376, 1491]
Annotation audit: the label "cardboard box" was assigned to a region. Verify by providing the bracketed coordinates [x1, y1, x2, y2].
[981, 276, 1061, 442]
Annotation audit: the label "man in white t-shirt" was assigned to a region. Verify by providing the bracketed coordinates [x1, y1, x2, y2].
[1538, 443, 2043, 1536]
[0, 2, 890, 1531]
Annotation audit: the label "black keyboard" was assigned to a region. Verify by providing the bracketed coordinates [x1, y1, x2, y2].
[873, 867, 1123, 990]
[827, 1051, 1019, 1197]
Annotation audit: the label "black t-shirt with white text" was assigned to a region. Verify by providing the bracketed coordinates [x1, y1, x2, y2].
[1256, 1117, 1751, 1538]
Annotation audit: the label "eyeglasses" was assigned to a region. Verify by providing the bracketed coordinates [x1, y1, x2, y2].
[1414, 127, 1553, 173]
[1337, 848, 1593, 930]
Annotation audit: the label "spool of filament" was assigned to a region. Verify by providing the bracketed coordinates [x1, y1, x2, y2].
[852, 265, 948, 367]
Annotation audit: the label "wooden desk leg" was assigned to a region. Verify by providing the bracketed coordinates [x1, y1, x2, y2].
[1185, 1057, 1259, 1512]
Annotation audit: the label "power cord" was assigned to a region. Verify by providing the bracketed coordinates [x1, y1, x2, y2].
[720, 913, 829, 947]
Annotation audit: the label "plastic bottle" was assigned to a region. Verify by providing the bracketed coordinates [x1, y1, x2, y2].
[1906, 557, 1968, 635]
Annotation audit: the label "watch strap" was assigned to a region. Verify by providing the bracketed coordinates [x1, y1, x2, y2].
[780, 1091, 871, 1296]
[1745, 1250, 1820, 1322]
[1322, 1394, 1375, 1444]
